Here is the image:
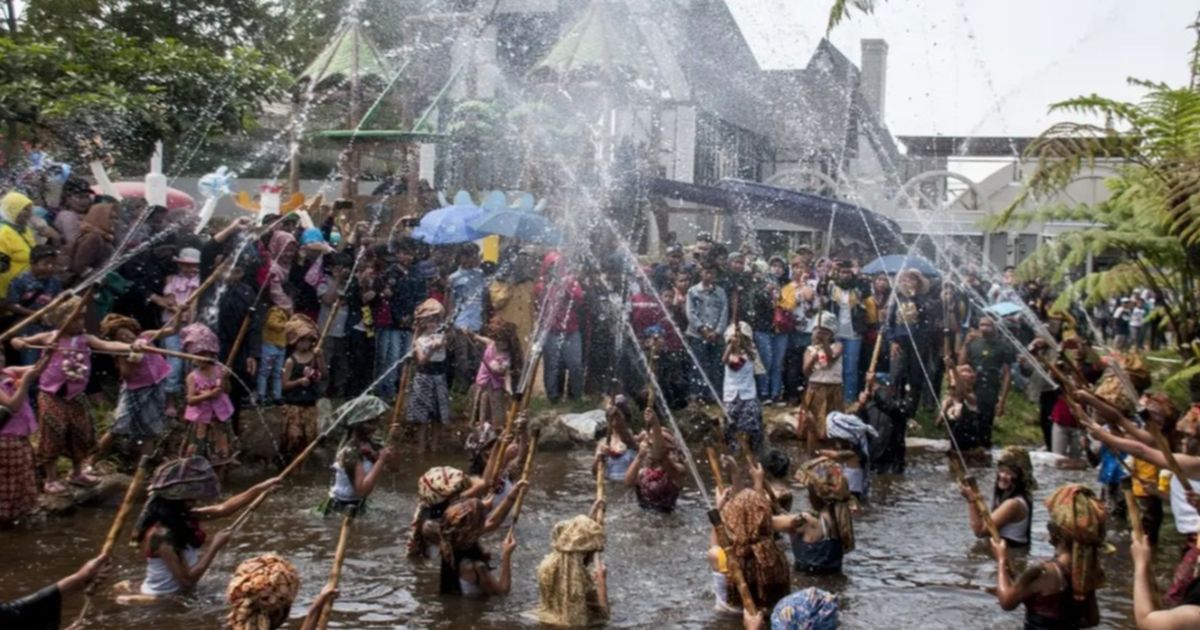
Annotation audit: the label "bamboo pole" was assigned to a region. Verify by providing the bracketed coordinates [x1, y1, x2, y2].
[866, 328, 885, 385]
[0, 290, 72, 342]
[26, 344, 217, 365]
[705, 445, 726, 494]
[484, 351, 543, 488]
[505, 430, 540, 538]
[72, 454, 152, 625]
[1124, 487, 1144, 540]
[314, 514, 354, 630]
[388, 362, 414, 433]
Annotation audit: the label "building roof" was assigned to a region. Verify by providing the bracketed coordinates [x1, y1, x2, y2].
[898, 136, 1033, 157]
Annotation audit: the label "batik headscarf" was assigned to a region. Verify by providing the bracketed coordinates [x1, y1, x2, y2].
[417, 466, 468, 508]
[796, 458, 856, 552]
[770, 587, 840, 630]
[997, 445, 1037, 491]
[440, 498, 487, 556]
[226, 554, 300, 630]
[719, 489, 791, 611]
[148, 456, 221, 502]
[536, 515, 607, 627]
[1045, 483, 1107, 601]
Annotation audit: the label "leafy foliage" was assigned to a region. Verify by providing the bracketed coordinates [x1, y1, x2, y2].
[994, 56, 1200, 351]
[0, 31, 287, 168]
[827, 0, 878, 33]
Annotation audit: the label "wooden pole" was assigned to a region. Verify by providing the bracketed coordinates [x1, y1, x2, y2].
[388, 362, 414, 433]
[315, 514, 353, 630]
[72, 455, 151, 625]
[26, 344, 217, 365]
[0, 291, 72, 343]
[1124, 487, 1144, 540]
[484, 351, 543, 488]
[505, 430, 540, 538]
[705, 445, 726, 494]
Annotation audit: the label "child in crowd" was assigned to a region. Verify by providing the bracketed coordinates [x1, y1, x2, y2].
[180, 323, 236, 475]
[256, 303, 288, 405]
[723, 322, 763, 456]
[280, 315, 323, 461]
[408, 299, 451, 453]
[317, 253, 352, 398]
[468, 323, 513, 432]
[91, 314, 176, 463]
[0, 352, 51, 523]
[150, 247, 200, 406]
[800, 312, 843, 455]
[12, 297, 140, 494]
[5, 244, 62, 365]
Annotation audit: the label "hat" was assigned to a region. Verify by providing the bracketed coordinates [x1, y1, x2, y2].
[414, 298, 445, 320]
[148, 456, 220, 501]
[180, 322, 220, 355]
[336, 395, 389, 427]
[283, 313, 318, 347]
[997, 446, 1037, 490]
[417, 466, 468, 507]
[226, 554, 300, 630]
[836, 259, 855, 270]
[813, 311, 837, 333]
[300, 227, 333, 254]
[771, 588, 840, 630]
[174, 247, 201, 265]
[724, 321, 753, 342]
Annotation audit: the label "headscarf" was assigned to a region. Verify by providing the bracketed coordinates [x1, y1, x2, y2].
[0, 191, 32, 225]
[79, 202, 116, 241]
[148, 456, 220, 502]
[719, 489, 790, 611]
[283, 313, 318, 347]
[796, 458, 856, 552]
[181, 322, 220, 355]
[100, 313, 141, 339]
[535, 515, 607, 627]
[415, 298, 445, 320]
[770, 588, 840, 630]
[440, 498, 487, 554]
[418, 466, 468, 507]
[266, 230, 296, 311]
[997, 445, 1037, 491]
[825, 412, 879, 459]
[1045, 484, 1106, 601]
[42, 295, 83, 328]
[226, 554, 300, 630]
[267, 229, 296, 262]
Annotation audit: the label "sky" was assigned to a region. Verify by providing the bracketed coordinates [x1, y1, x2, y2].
[726, 0, 1198, 137]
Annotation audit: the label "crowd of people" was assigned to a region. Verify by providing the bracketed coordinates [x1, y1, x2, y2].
[0, 177, 1199, 630]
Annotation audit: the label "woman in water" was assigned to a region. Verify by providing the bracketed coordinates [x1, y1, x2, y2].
[114, 457, 280, 603]
[535, 499, 609, 626]
[960, 446, 1035, 548]
[990, 483, 1103, 629]
[320, 410, 394, 516]
[791, 458, 856, 575]
[438, 492, 525, 597]
[624, 406, 686, 513]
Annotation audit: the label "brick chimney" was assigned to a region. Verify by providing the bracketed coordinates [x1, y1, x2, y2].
[860, 39, 888, 122]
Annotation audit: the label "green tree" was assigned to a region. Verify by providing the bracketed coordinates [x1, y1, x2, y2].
[990, 46, 1200, 358]
[0, 31, 287, 168]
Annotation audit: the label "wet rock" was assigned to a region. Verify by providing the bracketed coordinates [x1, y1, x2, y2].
[41, 473, 135, 516]
[560, 410, 607, 443]
[765, 411, 798, 441]
[531, 413, 574, 450]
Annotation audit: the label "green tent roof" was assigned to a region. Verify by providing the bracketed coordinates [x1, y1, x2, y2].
[530, 0, 660, 92]
[298, 21, 395, 88]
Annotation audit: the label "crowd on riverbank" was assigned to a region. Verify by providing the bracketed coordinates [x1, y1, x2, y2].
[0, 180, 1198, 629]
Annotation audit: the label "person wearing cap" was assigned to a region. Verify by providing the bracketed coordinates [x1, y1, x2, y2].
[885, 269, 931, 411]
[114, 457, 281, 603]
[409, 298, 451, 453]
[151, 247, 202, 403]
[652, 242, 695, 292]
[800, 312, 843, 454]
[686, 262, 728, 401]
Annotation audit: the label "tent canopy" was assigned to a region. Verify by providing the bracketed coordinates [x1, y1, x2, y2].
[298, 21, 395, 89]
[648, 177, 904, 252]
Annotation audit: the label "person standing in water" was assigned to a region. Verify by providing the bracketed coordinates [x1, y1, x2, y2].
[535, 499, 609, 626]
[960, 446, 1036, 549]
[990, 483, 1103, 629]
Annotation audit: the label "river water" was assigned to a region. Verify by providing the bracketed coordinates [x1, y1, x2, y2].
[0, 441, 1180, 628]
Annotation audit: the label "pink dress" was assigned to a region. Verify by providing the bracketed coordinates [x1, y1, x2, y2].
[473, 344, 510, 391]
[0, 371, 36, 437]
[184, 368, 234, 424]
[161, 274, 199, 324]
[126, 332, 171, 390]
[38, 335, 90, 399]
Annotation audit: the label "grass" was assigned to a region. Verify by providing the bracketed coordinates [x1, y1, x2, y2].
[908, 389, 1044, 446]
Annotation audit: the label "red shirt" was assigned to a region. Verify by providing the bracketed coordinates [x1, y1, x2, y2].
[534, 276, 584, 334]
[630, 291, 683, 351]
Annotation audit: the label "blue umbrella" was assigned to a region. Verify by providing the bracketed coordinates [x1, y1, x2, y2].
[861, 254, 940, 277]
[985, 301, 1025, 318]
[468, 208, 563, 245]
[411, 204, 487, 245]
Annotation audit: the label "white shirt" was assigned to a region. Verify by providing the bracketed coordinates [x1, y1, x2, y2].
[1170, 475, 1200, 534]
[723, 357, 757, 402]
